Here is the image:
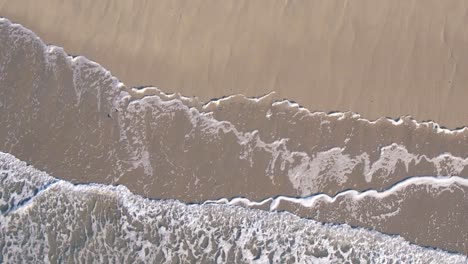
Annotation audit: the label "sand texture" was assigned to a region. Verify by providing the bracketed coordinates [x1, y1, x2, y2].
[1, 0, 468, 128]
[1, 18, 468, 256]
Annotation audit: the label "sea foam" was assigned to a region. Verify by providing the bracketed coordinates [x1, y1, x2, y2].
[1, 151, 467, 263]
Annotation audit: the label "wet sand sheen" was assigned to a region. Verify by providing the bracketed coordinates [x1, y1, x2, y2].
[2, 18, 468, 201]
[1, 0, 468, 128]
[1, 18, 468, 255]
[208, 176, 468, 254]
[2, 152, 466, 263]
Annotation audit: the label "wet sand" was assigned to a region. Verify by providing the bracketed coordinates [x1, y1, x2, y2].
[1, 18, 468, 255]
[3, 152, 465, 263]
[1, 0, 468, 128]
[216, 176, 468, 254]
[1, 18, 467, 202]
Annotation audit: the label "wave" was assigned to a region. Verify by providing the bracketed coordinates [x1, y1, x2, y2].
[1, 151, 466, 263]
[206, 175, 468, 253]
[1, 17, 468, 256]
[1, 17, 467, 201]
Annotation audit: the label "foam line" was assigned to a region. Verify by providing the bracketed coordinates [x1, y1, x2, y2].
[204, 176, 468, 211]
[1, 151, 467, 260]
[1, 17, 467, 134]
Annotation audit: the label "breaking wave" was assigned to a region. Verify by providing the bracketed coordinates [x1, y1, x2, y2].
[1, 152, 467, 263]
[1, 17, 468, 259]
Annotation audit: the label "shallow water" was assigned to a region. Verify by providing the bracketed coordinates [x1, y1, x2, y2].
[1, 17, 468, 259]
[1, 152, 467, 263]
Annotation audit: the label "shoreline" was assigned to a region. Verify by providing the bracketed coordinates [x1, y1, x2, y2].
[1, 0, 468, 128]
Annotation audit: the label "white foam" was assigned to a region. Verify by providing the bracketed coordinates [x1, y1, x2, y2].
[271, 100, 467, 135]
[0, 152, 57, 217]
[202, 91, 276, 111]
[2, 17, 467, 199]
[1, 151, 466, 263]
[206, 175, 468, 212]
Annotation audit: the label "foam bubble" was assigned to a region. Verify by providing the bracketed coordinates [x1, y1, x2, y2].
[1, 152, 466, 263]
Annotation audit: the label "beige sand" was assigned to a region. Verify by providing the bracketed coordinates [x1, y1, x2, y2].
[1, 0, 468, 128]
[224, 177, 468, 254]
[2, 17, 468, 202]
[272, 179, 468, 254]
[2, 16, 468, 255]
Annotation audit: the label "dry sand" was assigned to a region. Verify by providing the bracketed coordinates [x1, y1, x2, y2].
[1, 0, 468, 128]
[2, 1, 468, 257]
[2, 18, 468, 203]
[2, 19, 468, 255]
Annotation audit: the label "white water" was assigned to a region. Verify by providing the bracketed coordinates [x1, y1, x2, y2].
[1, 151, 467, 263]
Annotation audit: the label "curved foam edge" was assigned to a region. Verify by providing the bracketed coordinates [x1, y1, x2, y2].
[1, 17, 466, 134]
[2, 16, 468, 199]
[2, 16, 468, 261]
[1, 150, 467, 261]
[203, 175, 468, 211]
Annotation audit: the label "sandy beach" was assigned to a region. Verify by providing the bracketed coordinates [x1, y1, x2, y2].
[1, 18, 468, 255]
[1, 0, 468, 128]
[1, 1, 468, 261]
